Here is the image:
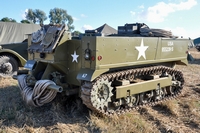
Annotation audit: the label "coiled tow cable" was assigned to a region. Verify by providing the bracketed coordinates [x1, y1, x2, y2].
[17, 74, 58, 107]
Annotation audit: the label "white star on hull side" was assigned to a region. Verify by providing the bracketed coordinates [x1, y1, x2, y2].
[135, 39, 149, 60]
[71, 51, 79, 63]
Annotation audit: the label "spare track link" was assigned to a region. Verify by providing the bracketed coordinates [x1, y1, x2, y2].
[80, 66, 184, 116]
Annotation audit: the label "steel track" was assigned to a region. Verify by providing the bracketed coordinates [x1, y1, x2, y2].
[80, 66, 184, 116]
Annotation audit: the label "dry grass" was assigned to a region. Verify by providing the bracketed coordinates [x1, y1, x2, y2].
[0, 48, 200, 132]
[87, 112, 157, 133]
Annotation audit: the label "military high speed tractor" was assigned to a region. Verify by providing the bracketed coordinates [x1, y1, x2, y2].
[15, 23, 190, 115]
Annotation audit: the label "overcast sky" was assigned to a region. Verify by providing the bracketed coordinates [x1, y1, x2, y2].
[0, 0, 199, 39]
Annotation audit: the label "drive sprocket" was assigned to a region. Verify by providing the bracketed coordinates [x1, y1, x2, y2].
[90, 78, 113, 111]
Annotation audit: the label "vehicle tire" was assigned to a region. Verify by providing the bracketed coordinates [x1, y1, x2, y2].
[0, 55, 18, 77]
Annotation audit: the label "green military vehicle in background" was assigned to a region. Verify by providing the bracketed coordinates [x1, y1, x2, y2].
[15, 23, 190, 116]
[0, 22, 40, 77]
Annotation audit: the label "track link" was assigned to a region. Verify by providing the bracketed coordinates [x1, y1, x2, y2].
[80, 66, 184, 116]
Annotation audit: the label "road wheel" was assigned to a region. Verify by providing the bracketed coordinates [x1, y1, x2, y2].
[0, 55, 18, 77]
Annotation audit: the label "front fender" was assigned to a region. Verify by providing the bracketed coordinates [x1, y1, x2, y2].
[0, 49, 27, 66]
[77, 68, 108, 82]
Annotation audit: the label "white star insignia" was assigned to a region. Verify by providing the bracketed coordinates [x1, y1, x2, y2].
[71, 51, 79, 63]
[135, 39, 149, 60]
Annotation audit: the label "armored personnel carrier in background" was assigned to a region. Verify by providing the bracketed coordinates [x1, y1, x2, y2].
[15, 23, 190, 115]
[0, 22, 40, 77]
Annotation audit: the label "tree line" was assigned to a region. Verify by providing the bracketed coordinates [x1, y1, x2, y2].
[0, 8, 74, 31]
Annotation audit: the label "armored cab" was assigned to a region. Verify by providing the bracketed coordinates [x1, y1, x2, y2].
[16, 23, 189, 115]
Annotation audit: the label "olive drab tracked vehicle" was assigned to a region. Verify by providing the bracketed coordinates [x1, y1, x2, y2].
[15, 23, 190, 115]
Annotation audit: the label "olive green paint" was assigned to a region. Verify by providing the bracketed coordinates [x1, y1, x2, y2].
[27, 30, 189, 92]
[116, 76, 172, 99]
[0, 46, 27, 66]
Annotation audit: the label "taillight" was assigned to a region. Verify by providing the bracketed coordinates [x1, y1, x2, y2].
[98, 56, 102, 61]
[91, 56, 95, 61]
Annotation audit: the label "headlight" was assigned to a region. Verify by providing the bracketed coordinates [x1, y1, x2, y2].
[84, 48, 91, 60]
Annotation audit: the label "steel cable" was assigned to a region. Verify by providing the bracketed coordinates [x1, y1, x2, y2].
[17, 74, 57, 107]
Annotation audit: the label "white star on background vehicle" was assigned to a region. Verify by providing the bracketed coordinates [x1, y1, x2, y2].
[71, 51, 79, 63]
[135, 39, 149, 60]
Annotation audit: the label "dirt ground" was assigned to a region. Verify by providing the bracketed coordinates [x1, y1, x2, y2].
[0, 48, 200, 133]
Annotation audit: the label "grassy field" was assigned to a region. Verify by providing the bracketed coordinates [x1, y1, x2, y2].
[0, 48, 200, 133]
